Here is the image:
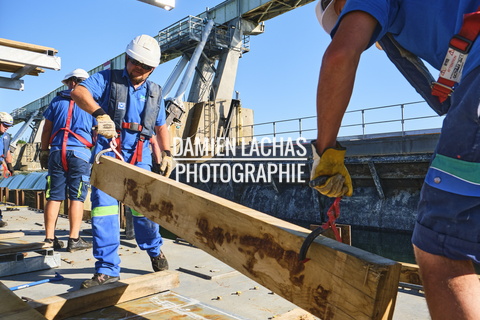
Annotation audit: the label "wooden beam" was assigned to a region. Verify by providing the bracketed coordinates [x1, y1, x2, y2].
[0, 281, 46, 320]
[28, 271, 179, 320]
[0, 38, 58, 54]
[91, 156, 401, 320]
[0, 240, 52, 254]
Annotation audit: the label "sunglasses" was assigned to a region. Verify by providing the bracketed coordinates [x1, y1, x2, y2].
[1, 123, 12, 128]
[128, 57, 154, 71]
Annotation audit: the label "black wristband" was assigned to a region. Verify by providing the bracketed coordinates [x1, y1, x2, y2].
[92, 108, 107, 118]
[163, 150, 171, 157]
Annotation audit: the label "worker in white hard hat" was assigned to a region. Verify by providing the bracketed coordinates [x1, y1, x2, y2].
[71, 34, 173, 288]
[0, 111, 14, 227]
[311, 0, 480, 318]
[40, 69, 95, 252]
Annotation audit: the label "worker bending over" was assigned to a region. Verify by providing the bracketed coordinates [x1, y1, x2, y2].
[71, 34, 173, 288]
[41, 69, 95, 252]
[311, 0, 480, 319]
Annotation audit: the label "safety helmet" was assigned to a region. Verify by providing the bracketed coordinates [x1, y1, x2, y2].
[61, 69, 90, 85]
[125, 34, 161, 68]
[316, 0, 338, 34]
[0, 112, 13, 127]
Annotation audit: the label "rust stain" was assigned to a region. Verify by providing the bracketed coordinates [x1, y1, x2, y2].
[124, 178, 177, 223]
[239, 233, 306, 289]
[126, 178, 138, 203]
[160, 201, 175, 223]
[195, 218, 238, 251]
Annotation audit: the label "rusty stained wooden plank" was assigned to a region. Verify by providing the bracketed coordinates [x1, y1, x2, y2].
[91, 156, 401, 320]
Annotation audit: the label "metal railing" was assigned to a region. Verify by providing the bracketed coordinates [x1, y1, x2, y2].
[232, 101, 444, 141]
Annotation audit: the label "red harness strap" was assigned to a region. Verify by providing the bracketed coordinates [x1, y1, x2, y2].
[321, 197, 342, 242]
[432, 9, 480, 102]
[116, 122, 146, 165]
[49, 100, 93, 171]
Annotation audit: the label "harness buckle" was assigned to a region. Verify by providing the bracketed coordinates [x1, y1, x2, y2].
[431, 81, 454, 95]
[122, 122, 142, 132]
[450, 34, 473, 54]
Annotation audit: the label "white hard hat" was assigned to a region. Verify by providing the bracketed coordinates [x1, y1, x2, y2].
[126, 34, 161, 68]
[316, 0, 339, 34]
[62, 69, 90, 85]
[0, 112, 13, 127]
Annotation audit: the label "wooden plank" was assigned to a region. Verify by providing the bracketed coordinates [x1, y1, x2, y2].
[0, 38, 58, 54]
[0, 61, 43, 75]
[0, 232, 25, 240]
[0, 240, 51, 254]
[276, 308, 316, 320]
[400, 263, 422, 286]
[28, 271, 179, 320]
[91, 156, 402, 320]
[0, 281, 46, 320]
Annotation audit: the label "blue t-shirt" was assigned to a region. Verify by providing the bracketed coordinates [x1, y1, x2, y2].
[79, 69, 166, 165]
[332, 0, 480, 78]
[0, 133, 11, 162]
[43, 90, 96, 162]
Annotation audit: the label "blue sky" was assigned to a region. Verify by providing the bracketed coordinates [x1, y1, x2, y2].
[0, 0, 443, 140]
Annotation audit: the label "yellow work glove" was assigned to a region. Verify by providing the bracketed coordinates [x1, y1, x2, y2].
[40, 149, 50, 169]
[94, 111, 116, 139]
[160, 150, 174, 178]
[310, 141, 353, 197]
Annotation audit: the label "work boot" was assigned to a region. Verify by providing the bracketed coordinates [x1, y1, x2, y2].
[81, 273, 119, 289]
[0, 220, 7, 227]
[44, 237, 65, 250]
[66, 237, 92, 252]
[151, 251, 169, 272]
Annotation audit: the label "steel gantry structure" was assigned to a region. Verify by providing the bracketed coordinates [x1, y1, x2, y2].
[10, 0, 316, 146]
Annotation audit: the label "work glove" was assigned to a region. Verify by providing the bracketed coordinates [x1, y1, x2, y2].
[310, 141, 353, 198]
[159, 150, 174, 178]
[40, 149, 49, 169]
[6, 162, 14, 176]
[95, 114, 116, 139]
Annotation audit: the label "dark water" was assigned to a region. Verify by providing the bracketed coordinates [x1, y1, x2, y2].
[351, 227, 415, 264]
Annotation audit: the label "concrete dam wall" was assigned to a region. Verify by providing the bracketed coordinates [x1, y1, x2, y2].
[176, 132, 439, 232]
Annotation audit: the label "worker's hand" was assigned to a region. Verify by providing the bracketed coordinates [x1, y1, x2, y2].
[95, 114, 116, 139]
[40, 150, 50, 169]
[159, 150, 174, 178]
[6, 163, 14, 176]
[310, 141, 353, 197]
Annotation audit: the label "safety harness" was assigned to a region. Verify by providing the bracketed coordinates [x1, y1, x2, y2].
[108, 69, 162, 165]
[49, 99, 94, 171]
[432, 8, 480, 103]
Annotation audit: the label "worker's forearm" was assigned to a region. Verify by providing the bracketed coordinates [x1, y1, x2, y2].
[315, 11, 375, 154]
[41, 119, 53, 150]
[155, 125, 170, 152]
[5, 151, 12, 164]
[315, 54, 357, 153]
[71, 85, 101, 115]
